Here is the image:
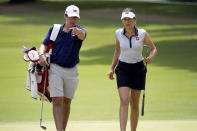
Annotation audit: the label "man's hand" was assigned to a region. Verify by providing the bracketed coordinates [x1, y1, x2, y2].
[38, 54, 49, 67]
[69, 27, 85, 40]
[70, 27, 82, 35]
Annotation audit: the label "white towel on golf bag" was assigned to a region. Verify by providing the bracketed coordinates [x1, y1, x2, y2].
[26, 62, 39, 99]
[26, 62, 34, 91]
[30, 72, 38, 99]
[26, 71, 31, 91]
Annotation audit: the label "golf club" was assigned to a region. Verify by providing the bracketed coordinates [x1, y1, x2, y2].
[40, 67, 47, 130]
[141, 45, 149, 116]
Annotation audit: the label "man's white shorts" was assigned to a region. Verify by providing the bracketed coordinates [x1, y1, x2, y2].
[49, 63, 79, 99]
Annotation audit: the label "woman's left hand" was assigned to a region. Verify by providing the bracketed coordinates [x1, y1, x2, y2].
[144, 56, 152, 64]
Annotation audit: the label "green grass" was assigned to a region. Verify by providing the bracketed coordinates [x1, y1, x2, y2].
[1, 121, 197, 131]
[0, 1, 197, 122]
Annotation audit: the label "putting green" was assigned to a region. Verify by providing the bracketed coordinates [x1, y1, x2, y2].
[0, 120, 197, 131]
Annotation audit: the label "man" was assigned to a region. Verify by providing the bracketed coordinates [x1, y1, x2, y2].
[38, 5, 86, 131]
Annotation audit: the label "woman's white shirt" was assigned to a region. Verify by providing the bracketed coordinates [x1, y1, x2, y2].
[115, 27, 146, 63]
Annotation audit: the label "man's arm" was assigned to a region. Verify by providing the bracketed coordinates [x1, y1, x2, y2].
[38, 44, 49, 67]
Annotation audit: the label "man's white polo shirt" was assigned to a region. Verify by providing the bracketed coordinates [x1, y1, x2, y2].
[115, 27, 146, 63]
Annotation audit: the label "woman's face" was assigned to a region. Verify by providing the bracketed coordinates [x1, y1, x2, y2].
[122, 17, 136, 28]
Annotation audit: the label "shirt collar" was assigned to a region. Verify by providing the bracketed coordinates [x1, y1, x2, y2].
[122, 26, 138, 36]
[60, 24, 77, 34]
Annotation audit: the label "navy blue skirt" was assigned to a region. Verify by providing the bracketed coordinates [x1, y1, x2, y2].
[115, 61, 147, 90]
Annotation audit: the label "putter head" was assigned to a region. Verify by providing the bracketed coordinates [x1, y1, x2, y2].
[40, 125, 47, 130]
[40, 119, 47, 130]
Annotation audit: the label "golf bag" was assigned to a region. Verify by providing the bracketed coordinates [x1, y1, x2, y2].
[26, 61, 51, 102]
[24, 24, 61, 102]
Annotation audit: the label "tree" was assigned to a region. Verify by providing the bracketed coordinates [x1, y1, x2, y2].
[168, 0, 197, 2]
[9, 0, 37, 3]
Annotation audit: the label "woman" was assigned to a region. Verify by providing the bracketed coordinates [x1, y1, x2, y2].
[108, 8, 157, 131]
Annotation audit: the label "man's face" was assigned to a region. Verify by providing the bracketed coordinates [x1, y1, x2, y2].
[65, 14, 79, 27]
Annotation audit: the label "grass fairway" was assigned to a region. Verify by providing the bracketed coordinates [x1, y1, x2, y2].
[0, 1, 197, 130]
[0, 120, 197, 131]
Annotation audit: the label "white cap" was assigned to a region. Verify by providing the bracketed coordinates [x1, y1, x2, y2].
[121, 11, 135, 20]
[65, 5, 80, 18]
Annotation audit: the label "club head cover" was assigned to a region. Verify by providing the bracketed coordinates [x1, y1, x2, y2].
[28, 50, 39, 62]
[24, 53, 30, 62]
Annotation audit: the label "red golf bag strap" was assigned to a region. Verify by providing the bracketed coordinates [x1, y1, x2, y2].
[46, 24, 61, 53]
[37, 67, 52, 102]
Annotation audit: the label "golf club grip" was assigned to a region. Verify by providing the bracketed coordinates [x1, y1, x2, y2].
[141, 93, 145, 116]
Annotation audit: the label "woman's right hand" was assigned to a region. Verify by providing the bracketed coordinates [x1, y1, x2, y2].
[108, 69, 115, 80]
[38, 54, 49, 67]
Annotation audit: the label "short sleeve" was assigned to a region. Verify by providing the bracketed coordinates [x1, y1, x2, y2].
[42, 26, 53, 45]
[81, 27, 87, 37]
[75, 25, 87, 40]
[115, 29, 121, 41]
